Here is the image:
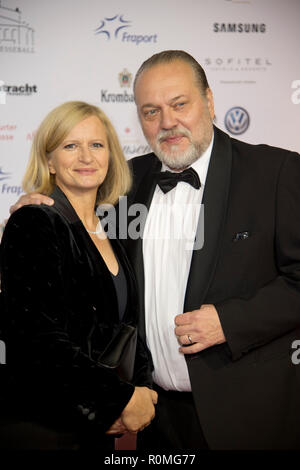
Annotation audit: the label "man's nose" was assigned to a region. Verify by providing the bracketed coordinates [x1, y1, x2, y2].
[160, 108, 178, 130]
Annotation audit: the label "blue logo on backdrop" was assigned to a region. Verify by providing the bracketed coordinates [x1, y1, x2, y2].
[224, 106, 250, 135]
[95, 14, 158, 46]
[95, 14, 131, 39]
[0, 167, 11, 181]
[0, 167, 23, 196]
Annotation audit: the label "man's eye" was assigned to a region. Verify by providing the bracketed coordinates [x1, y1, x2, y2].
[174, 102, 186, 109]
[144, 109, 158, 119]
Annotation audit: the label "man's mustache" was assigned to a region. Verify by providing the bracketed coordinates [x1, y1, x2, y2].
[157, 127, 192, 143]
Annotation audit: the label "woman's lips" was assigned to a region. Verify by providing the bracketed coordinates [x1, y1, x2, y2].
[74, 169, 97, 175]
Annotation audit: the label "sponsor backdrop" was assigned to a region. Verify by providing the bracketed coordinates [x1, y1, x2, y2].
[0, 0, 300, 235]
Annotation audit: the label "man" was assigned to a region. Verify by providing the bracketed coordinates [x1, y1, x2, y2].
[10, 50, 300, 449]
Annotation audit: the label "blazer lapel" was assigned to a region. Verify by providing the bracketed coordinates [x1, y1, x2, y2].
[50, 185, 80, 223]
[50, 185, 120, 322]
[184, 127, 233, 312]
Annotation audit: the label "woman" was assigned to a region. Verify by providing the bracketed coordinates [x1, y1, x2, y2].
[0, 101, 157, 450]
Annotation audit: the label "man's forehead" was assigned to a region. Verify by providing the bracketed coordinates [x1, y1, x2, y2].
[139, 60, 193, 80]
[135, 61, 197, 100]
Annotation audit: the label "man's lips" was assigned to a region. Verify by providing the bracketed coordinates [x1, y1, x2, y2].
[161, 135, 186, 145]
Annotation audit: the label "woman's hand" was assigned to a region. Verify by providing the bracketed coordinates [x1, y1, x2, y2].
[106, 386, 157, 435]
[106, 417, 128, 435]
[118, 386, 157, 434]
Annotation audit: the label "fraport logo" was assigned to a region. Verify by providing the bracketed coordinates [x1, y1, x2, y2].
[0, 167, 11, 182]
[224, 106, 250, 135]
[95, 14, 158, 46]
[0, 168, 23, 196]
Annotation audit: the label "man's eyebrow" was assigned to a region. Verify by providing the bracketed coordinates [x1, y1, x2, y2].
[169, 94, 188, 103]
[141, 103, 158, 110]
[141, 95, 188, 110]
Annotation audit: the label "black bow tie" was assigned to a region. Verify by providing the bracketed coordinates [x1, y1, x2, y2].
[156, 168, 201, 194]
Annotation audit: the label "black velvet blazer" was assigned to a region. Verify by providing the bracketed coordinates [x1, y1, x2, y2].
[0, 186, 152, 448]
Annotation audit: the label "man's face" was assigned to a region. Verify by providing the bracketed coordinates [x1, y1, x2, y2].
[135, 60, 215, 170]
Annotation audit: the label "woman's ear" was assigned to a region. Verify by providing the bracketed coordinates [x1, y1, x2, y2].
[48, 156, 56, 175]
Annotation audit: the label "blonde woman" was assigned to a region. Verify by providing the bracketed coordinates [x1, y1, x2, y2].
[0, 101, 156, 450]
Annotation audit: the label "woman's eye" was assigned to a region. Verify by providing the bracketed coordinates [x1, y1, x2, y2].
[64, 143, 76, 150]
[92, 143, 103, 148]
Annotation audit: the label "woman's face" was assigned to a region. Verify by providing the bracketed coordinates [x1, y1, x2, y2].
[48, 115, 109, 196]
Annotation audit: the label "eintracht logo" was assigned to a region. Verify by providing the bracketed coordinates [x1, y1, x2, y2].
[224, 106, 250, 135]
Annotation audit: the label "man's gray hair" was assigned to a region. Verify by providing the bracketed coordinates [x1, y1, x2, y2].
[133, 50, 210, 100]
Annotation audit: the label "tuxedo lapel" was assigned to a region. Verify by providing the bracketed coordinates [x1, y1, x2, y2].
[124, 156, 161, 335]
[184, 127, 232, 312]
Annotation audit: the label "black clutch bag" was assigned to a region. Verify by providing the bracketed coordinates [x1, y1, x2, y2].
[97, 323, 137, 382]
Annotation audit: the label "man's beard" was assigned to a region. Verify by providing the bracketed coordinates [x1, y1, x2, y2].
[151, 126, 211, 170]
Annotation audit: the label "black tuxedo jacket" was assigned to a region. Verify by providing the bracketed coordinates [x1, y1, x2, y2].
[0, 186, 152, 449]
[122, 126, 300, 449]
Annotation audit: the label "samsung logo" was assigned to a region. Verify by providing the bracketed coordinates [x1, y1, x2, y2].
[213, 23, 266, 33]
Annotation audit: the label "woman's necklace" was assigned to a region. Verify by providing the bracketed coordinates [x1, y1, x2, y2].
[86, 227, 101, 235]
[85, 220, 102, 235]
[86, 222, 102, 235]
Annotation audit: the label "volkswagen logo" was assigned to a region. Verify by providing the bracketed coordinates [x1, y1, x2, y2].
[224, 106, 250, 135]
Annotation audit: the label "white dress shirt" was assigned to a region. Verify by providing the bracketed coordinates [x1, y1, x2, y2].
[142, 136, 214, 391]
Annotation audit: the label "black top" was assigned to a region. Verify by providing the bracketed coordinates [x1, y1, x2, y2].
[110, 253, 128, 321]
[0, 185, 152, 450]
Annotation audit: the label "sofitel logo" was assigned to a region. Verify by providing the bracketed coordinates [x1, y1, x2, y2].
[204, 57, 272, 73]
[0, 1, 35, 53]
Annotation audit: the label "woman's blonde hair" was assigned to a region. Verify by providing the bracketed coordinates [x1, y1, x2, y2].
[23, 101, 131, 205]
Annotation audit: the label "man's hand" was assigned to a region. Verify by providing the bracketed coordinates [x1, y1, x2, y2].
[118, 386, 157, 434]
[10, 193, 54, 214]
[174, 304, 226, 354]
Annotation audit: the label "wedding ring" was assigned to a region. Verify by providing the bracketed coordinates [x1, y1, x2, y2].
[187, 334, 193, 344]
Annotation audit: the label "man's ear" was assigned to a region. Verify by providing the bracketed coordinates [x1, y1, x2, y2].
[206, 88, 215, 120]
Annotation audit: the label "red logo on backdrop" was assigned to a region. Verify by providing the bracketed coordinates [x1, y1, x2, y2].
[0, 124, 16, 141]
[26, 130, 36, 140]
